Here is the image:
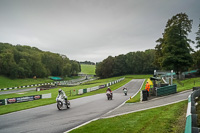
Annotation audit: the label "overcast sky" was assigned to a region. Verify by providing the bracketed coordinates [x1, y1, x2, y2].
[0, 0, 200, 63]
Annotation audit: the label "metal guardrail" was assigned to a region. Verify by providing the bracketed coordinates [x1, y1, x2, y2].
[65, 77, 125, 96]
[185, 88, 200, 133]
[156, 84, 177, 96]
[0, 77, 93, 91]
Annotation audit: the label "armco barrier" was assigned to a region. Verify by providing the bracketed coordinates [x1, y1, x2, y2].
[0, 93, 51, 105]
[78, 89, 83, 95]
[78, 77, 125, 95]
[0, 82, 54, 91]
[83, 89, 87, 93]
[156, 84, 177, 96]
[0, 77, 90, 91]
[185, 89, 200, 133]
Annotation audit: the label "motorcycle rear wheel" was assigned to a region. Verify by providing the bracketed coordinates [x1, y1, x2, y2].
[67, 101, 70, 108]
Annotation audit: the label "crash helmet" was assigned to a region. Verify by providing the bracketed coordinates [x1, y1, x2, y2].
[58, 89, 62, 93]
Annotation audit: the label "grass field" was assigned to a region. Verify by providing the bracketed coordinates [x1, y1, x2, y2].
[70, 100, 187, 133]
[174, 77, 200, 92]
[80, 64, 96, 75]
[0, 75, 53, 89]
[0, 75, 81, 89]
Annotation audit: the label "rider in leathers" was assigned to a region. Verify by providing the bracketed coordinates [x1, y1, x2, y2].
[106, 87, 113, 96]
[57, 89, 68, 105]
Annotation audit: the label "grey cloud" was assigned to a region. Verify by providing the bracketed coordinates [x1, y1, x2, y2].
[0, 0, 200, 63]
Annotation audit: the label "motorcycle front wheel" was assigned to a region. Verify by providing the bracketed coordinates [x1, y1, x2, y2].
[57, 101, 63, 110]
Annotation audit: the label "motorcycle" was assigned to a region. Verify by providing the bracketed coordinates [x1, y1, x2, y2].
[56, 95, 70, 110]
[106, 91, 113, 100]
[123, 88, 128, 96]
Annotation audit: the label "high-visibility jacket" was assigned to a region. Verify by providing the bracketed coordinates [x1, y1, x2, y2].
[145, 83, 150, 92]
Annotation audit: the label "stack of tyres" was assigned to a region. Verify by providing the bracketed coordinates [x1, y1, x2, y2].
[142, 90, 148, 101]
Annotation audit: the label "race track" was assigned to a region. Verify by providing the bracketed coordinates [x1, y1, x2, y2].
[0, 79, 144, 133]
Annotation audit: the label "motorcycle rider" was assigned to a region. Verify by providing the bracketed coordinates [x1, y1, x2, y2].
[106, 87, 112, 92]
[106, 87, 113, 96]
[123, 87, 128, 95]
[57, 89, 68, 105]
[123, 87, 127, 91]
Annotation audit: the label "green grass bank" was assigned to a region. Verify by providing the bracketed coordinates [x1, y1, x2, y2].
[70, 100, 187, 133]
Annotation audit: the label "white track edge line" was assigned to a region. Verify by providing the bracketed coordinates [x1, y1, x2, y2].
[64, 118, 99, 133]
[101, 98, 187, 119]
[64, 79, 145, 133]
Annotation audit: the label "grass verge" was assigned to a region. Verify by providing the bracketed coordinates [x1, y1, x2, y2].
[69, 100, 187, 133]
[126, 79, 147, 103]
[0, 75, 52, 89]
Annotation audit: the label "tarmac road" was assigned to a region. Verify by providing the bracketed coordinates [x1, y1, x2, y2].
[0, 79, 144, 133]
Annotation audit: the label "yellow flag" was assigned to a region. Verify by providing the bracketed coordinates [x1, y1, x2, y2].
[147, 78, 153, 85]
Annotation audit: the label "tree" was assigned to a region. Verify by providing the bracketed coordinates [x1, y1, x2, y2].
[113, 54, 127, 76]
[18, 59, 32, 78]
[155, 13, 193, 77]
[191, 51, 200, 73]
[70, 61, 81, 76]
[0, 52, 16, 77]
[95, 56, 114, 78]
[154, 38, 163, 69]
[143, 49, 156, 74]
[196, 20, 200, 48]
[95, 62, 103, 78]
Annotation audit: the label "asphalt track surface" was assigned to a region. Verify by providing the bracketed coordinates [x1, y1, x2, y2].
[0, 79, 144, 133]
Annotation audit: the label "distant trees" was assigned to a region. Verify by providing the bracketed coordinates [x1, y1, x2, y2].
[154, 13, 194, 77]
[95, 50, 156, 78]
[79, 61, 95, 65]
[0, 43, 81, 78]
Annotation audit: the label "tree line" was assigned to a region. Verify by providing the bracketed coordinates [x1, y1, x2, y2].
[79, 61, 95, 65]
[0, 43, 81, 78]
[96, 13, 200, 78]
[95, 49, 157, 78]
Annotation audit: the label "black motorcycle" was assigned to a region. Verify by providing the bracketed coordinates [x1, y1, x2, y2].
[106, 91, 113, 100]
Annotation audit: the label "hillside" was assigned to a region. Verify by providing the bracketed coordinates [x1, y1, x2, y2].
[80, 64, 96, 75]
